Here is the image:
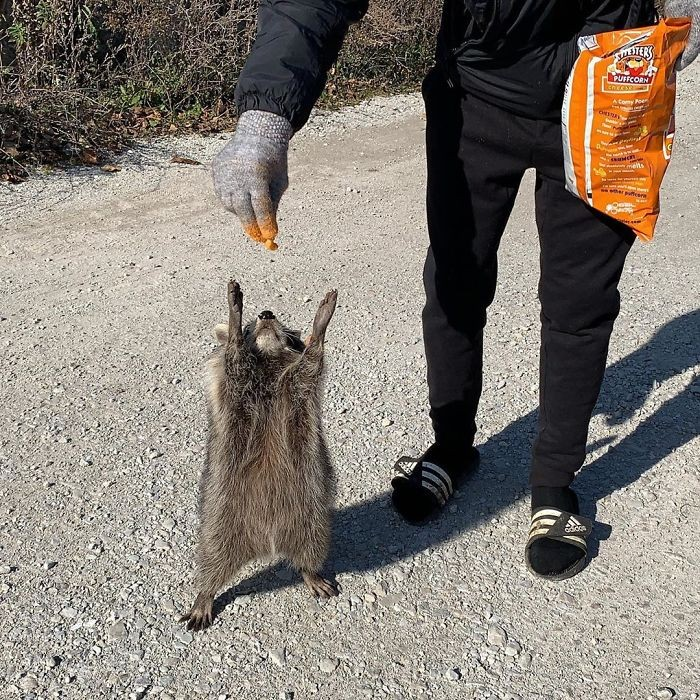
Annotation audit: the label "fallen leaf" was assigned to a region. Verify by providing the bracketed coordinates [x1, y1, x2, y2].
[101, 164, 122, 173]
[80, 149, 99, 165]
[171, 154, 201, 166]
[0, 171, 26, 184]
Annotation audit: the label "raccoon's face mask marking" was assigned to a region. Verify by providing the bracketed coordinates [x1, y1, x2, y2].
[214, 311, 304, 358]
[247, 312, 305, 357]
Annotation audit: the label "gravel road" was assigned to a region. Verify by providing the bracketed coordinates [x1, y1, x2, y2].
[1, 69, 698, 700]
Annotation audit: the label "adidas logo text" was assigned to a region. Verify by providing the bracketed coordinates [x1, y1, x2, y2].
[564, 516, 587, 534]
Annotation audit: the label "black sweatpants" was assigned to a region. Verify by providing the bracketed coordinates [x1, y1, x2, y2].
[422, 68, 636, 489]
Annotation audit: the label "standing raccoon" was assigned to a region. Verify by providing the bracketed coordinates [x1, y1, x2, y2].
[181, 280, 339, 631]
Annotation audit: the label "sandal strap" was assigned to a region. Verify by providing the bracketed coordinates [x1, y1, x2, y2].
[393, 456, 419, 478]
[392, 456, 454, 506]
[527, 508, 593, 552]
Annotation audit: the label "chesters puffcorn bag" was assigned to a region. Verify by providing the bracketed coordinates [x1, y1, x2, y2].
[562, 19, 691, 241]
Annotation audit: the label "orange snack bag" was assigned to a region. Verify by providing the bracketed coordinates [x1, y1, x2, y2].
[562, 19, 691, 241]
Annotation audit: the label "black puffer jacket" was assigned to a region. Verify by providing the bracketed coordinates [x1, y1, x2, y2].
[235, 0, 657, 129]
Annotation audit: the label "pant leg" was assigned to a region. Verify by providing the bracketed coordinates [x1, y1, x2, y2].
[422, 70, 528, 450]
[531, 123, 636, 487]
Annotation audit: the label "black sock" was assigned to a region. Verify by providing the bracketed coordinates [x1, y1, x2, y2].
[391, 442, 479, 523]
[422, 442, 478, 482]
[528, 486, 585, 576]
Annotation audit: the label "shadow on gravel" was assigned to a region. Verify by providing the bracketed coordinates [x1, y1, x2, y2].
[228, 310, 699, 606]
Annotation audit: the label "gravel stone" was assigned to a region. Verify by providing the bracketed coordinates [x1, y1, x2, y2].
[319, 658, 339, 673]
[19, 676, 38, 691]
[504, 640, 522, 657]
[269, 647, 287, 666]
[518, 653, 533, 671]
[378, 594, 401, 609]
[108, 621, 127, 640]
[134, 674, 151, 690]
[161, 598, 178, 614]
[656, 689, 676, 699]
[445, 668, 461, 681]
[487, 624, 508, 648]
[175, 630, 193, 645]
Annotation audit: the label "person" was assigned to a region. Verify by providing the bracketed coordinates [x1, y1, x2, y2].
[211, 0, 699, 580]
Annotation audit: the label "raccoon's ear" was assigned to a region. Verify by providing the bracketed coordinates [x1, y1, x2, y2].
[213, 323, 229, 345]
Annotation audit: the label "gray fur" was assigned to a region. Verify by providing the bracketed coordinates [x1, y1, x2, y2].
[181, 281, 338, 631]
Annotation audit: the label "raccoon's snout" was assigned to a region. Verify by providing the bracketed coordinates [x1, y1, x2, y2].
[253, 314, 285, 355]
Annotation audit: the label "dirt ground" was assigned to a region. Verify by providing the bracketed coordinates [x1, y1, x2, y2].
[0, 70, 698, 700]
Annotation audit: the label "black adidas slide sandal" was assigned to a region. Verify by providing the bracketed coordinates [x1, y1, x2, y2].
[390, 448, 479, 524]
[525, 508, 593, 581]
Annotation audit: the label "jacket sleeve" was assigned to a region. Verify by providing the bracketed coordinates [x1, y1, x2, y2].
[580, 0, 657, 35]
[235, 0, 369, 132]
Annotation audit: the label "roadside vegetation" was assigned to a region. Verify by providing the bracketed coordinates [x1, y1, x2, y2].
[0, 0, 439, 181]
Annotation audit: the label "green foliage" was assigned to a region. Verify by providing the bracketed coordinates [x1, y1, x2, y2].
[7, 22, 27, 47]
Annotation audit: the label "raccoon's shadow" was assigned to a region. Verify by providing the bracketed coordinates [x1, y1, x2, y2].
[229, 310, 699, 605]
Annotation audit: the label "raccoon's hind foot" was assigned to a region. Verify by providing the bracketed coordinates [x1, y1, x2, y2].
[180, 592, 215, 631]
[302, 571, 338, 599]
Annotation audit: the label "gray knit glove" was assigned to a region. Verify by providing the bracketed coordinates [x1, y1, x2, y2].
[212, 110, 294, 250]
[663, 0, 700, 69]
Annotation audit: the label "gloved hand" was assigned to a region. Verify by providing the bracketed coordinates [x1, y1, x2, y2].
[212, 110, 294, 251]
[663, 0, 700, 69]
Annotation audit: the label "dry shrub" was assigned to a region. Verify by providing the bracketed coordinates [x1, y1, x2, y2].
[0, 0, 439, 175]
[328, 0, 440, 102]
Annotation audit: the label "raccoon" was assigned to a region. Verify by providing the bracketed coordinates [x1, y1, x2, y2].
[181, 280, 339, 631]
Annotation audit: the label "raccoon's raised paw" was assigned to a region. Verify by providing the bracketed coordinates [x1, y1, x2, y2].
[302, 571, 339, 599]
[310, 289, 338, 342]
[227, 279, 243, 314]
[179, 594, 214, 631]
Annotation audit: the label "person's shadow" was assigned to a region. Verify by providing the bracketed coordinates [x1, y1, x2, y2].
[215, 309, 698, 614]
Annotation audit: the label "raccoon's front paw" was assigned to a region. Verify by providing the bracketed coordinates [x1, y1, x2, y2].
[179, 594, 214, 631]
[227, 279, 243, 315]
[310, 289, 338, 342]
[302, 571, 339, 599]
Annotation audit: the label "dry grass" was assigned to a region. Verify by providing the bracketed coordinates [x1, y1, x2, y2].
[0, 0, 439, 178]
